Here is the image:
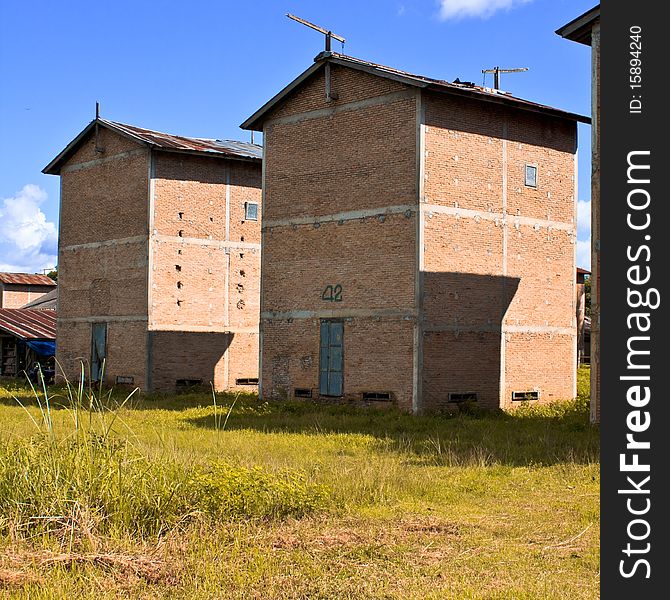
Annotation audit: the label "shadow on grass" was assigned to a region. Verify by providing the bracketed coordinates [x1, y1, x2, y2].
[182, 395, 599, 467]
[0, 380, 254, 412]
[1, 369, 598, 468]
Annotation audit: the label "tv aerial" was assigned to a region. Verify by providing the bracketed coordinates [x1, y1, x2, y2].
[482, 66, 528, 90]
[287, 13, 346, 52]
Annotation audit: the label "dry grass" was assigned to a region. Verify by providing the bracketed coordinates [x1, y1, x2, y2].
[0, 367, 599, 599]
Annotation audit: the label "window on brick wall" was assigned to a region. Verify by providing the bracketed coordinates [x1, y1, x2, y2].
[244, 202, 258, 221]
[524, 164, 538, 188]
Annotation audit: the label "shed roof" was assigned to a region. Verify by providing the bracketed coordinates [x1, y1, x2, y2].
[556, 5, 600, 46]
[241, 52, 591, 131]
[43, 119, 262, 175]
[0, 272, 57, 287]
[0, 309, 57, 340]
[21, 288, 58, 310]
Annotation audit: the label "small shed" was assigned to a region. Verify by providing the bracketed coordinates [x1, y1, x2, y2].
[0, 309, 57, 379]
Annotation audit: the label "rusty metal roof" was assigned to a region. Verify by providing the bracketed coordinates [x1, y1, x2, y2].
[0, 272, 57, 287]
[241, 52, 590, 130]
[0, 309, 57, 340]
[43, 119, 262, 175]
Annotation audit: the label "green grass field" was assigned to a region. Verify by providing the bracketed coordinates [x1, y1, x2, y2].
[0, 368, 599, 599]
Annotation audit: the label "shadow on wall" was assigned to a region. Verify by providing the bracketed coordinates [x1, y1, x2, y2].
[149, 331, 234, 392]
[421, 271, 521, 410]
[424, 92, 576, 153]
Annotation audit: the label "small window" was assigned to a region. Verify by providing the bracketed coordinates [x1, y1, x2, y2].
[448, 392, 478, 403]
[245, 202, 258, 221]
[235, 377, 259, 386]
[294, 388, 313, 398]
[512, 390, 540, 401]
[176, 378, 202, 390]
[525, 164, 538, 188]
[362, 392, 392, 401]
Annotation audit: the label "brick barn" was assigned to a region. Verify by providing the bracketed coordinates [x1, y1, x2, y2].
[0, 273, 56, 309]
[43, 118, 262, 391]
[242, 52, 589, 412]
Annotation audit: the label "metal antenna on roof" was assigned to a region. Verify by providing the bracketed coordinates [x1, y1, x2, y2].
[94, 100, 104, 154]
[481, 66, 528, 90]
[286, 13, 345, 53]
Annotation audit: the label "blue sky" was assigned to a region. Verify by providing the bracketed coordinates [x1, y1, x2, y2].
[0, 0, 594, 272]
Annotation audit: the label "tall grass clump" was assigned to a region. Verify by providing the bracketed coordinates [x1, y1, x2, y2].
[0, 367, 328, 543]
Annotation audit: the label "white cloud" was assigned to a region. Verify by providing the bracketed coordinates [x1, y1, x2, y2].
[438, 0, 532, 20]
[0, 184, 57, 274]
[576, 239, 591, 271]
[577, 199, 591, 239]
[575, 199, 591, 270]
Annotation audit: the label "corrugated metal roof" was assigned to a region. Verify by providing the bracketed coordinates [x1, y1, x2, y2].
[100, 119, 263, 159]
[241, 52, 590, 130]
[43, 119, 262, 175]
[0, 272, 57, 286]
[21, 288, 58, 310]
[0, 309, 57, 340]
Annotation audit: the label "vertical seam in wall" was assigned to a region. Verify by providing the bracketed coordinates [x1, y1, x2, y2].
[146, 149, 155, 392]
[258, 127, 267, 399]
[573, 146, 579, 398]
[224, 164, 231, 390]
[500, 119, 508, 407]
[413, 90, 425, 414]
[590, 23, 600, 423]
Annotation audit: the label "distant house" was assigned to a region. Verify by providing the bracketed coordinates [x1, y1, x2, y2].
[0, 308, 56, 379]
[576, 267, 590, 365]
[0, 273, 56, 309]
[43, 118, 262, 391]
[22, 287, 58, 311]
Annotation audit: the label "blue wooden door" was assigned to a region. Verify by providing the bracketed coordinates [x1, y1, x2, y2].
[319, 320, 343, 397]
[91, 323, 107, 381]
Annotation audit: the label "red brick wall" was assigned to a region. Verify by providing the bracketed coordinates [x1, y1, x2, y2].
[261, 318, 415, 410]
[0, 284, 54, 308]
[149, 151, 261, 391]
[56, 320, 148, 389]
[56, 127, 150, 387]
[422, 92, 577, 410]
[260, 66, 418, 406]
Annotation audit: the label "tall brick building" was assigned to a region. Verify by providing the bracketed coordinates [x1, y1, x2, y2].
[242, 52, 589, 412]
[44, 119, 262, 391]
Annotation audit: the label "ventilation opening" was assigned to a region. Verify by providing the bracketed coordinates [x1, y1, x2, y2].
[362, 392, 392, 401]
[177, 281, 183, 289]
[448, 392, 478, 403]
[176, 378, 202, 390]
[235, 378, 259, 386]
[294, 388, 312, 398]
[178, 212, 184, 220]
[512, 390, 540, 401]
[175, 265, 181, 272]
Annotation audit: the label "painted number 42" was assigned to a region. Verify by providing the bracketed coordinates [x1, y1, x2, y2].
[322, 284, 343, 302]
